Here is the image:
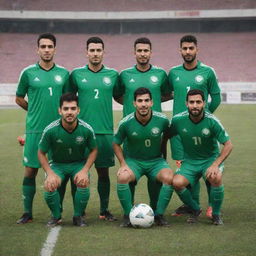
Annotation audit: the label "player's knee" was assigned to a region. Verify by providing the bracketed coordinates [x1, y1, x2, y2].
[172, 176, 186, 190]
[160, 171, 173, 185]
[117, 172, 130, 184]
[24, 167, 38, 178]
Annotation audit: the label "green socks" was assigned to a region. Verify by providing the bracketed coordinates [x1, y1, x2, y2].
[74, 187, 90, 217]
[44, 191, 61, 219]
[22, 177, 36, 216]
[190, 181, 200, 205]
[117, 183, 132, 215]
[97, 177, 110, 213]
[210, 185, 224, 215]
[177, 188, 200, 211]
[155, 185, 174, 215]
[147, 179, 162, 211]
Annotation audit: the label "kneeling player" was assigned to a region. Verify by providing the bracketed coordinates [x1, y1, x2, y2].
[166, 89, 233, 225]
[38, 93, 97, 227]
[113, 87, 174, 227]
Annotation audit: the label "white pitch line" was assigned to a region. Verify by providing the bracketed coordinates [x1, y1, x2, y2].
[40, 226, 62, 256]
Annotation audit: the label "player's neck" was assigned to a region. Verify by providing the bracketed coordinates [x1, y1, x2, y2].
[61, 119, 78, 132]
[136, 63, 151, 72]
[88, 63, 103, 72]
[135, 110, 152, 125]
[184, 59, 197, 70]
[39, 60, 54, 70]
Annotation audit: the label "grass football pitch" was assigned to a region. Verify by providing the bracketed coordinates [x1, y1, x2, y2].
[0, 105, 256, 256]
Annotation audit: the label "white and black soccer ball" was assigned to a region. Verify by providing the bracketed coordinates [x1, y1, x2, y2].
[129, 203, 154, 228]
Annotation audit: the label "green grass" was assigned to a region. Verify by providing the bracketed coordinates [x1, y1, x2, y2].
[0, 105, 256, 256]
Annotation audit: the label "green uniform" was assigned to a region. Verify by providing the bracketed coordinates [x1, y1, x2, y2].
[16, 63, 69, 167]
[39, 118, 96, 218]
[168, 61, 220, 115]
[115, 111, 173, 215]
[118, 65, 170, 117]
[168, 111, 229, 215]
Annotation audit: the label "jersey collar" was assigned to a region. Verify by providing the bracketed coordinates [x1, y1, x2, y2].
[37, 62, 55, 72]
[61, 119, 79, 134]
[134, 110, 153, 126]
[183, 61, 200, 71]
[135, 64, 152, 73]
[87, 64, 104, 73]
[189, 112, 205, 124]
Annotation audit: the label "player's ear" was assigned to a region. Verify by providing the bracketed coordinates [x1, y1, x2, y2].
[77, 107, 80, 114]
[133, 100, 136, 108]
[58, 107, 61, 115]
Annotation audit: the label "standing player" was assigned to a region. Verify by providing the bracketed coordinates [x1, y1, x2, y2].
[68, 37, 119, 221]
[16, 33, 69, 224]
[166, 89, 232, 225]
[168, 35, 221, 217]
[115, 37, 171, 211]
[113, 87, 174, 227]
[38, 93, 97, 226]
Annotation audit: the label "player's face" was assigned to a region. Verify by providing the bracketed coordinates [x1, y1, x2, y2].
[134, 43, 152, 65]
[87, 43, 104, 66]
[186, 94, 205, 117]
[134, 93, 153, 117]
[180, 42, 198, 64]
[37, 39, 56, 62]
[59, 101, 80, 125]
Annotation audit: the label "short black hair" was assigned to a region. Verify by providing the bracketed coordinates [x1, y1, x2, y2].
[86, 36, 104, 50]
[186, 89, 205, 101]
[60, 93, 79, 107]
[37, 33, 56, 47]
[134, 87, 152, 101]
[134, 37, 152, 50]
[180, 35, 197, 47]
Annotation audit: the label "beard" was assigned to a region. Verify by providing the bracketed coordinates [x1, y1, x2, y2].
[189, 107, 203, 117]
[182, 54, 196, 64]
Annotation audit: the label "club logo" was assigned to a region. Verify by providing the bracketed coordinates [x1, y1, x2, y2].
[202, 128, 210, 137]
[76, 136, 84, 144]
[103, 77, 111, 86]
[195, 75, 204, 83]
[54, 75, 62, 83]
[151, 127, 160, 136]
[150, 76, 158, 83]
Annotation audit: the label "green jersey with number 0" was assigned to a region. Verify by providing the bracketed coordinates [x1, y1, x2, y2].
[69, 65, 119, 134]
[118, 65, 170, 117]
[16, 63, 69, 133]
[114, 111, 169, 160]
[39, 118, 96, 163]
[169, 111, 230, 164]
[168, 61, 220, 115]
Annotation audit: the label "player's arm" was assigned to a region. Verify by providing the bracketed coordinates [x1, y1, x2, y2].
[15, 96, 28, 111]
[114, 96, 123, 105]
[206, 140, 233, 179]
[38, 149, 61, 192]
[208, 93, 221, 113]
[74, 147, 98, 188]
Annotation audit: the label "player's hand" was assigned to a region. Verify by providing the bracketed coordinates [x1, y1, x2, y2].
[74, 170, 89, 188]
[117, 164, 133, 177]
[17, 135, 25, 146]
[206, 164, 220, 180]
[44, 173, 61, 192]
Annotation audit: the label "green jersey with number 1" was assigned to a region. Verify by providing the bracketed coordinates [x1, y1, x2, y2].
[114, 111, 169, 160]
[169, 111, 230, 165]
[16, 63, 69, 133]
[69, 65, 119, 134]
[118, 65, 170, 117]
[39, 118, 96, 163]
[168, 61, 220, 115]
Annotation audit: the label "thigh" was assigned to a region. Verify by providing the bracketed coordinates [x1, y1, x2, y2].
[23, 133, 42, 168]
[125, 158, 144, 182]
[146, 158, 171, 182]
[94, 134, 114, 168]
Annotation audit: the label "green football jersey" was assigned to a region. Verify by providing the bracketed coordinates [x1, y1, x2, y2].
[16, 63, 69, 133]
[39, 118, 96, 163]
[118, 65, 170, 117]
[169, 111, 230, 164]
[168, 61, 220, 115]
[114, 111, 169, 160]
[69, 65, 119, 134]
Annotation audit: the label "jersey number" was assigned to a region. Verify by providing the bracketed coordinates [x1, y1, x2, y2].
[94, 89, 99, 99]
[186, 86, 191, 93]
[145, 139, 151, 147]
[192, 136, 202, 145]
[48, 87, 53, 96]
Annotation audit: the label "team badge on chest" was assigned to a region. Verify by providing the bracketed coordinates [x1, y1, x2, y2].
[103, 77, 111, 86]
[75, 136, 84, 144]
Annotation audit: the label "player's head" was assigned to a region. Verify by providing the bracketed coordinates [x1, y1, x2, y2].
[37, 33, 56, 62]
[180, 35, 198, 64]
[186, 89, 205, 117]
[133, 87, 153, 117]
[59, 93, 80, 124]
[134, 37, 152, 66]
[86, 37, 104, 66]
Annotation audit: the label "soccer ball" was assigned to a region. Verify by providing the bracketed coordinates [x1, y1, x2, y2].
[129, 203, 154, 228]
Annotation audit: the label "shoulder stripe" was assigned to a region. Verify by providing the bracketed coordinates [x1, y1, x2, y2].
[205, 112, 224, 129]
[42, 119, 60, 133]
[173, 111, 188, 118]
[78, 119, 95, 133]
[152, 111, 168, 120]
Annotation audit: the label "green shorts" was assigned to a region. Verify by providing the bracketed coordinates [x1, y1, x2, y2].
[126, 157, 170, 182]
[170, 135, 184, 161]
[50, 161, 88, 182]
[23, 133, 42, 168]
[175, 159, 224, 187]
[94, 134, 114, 168]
